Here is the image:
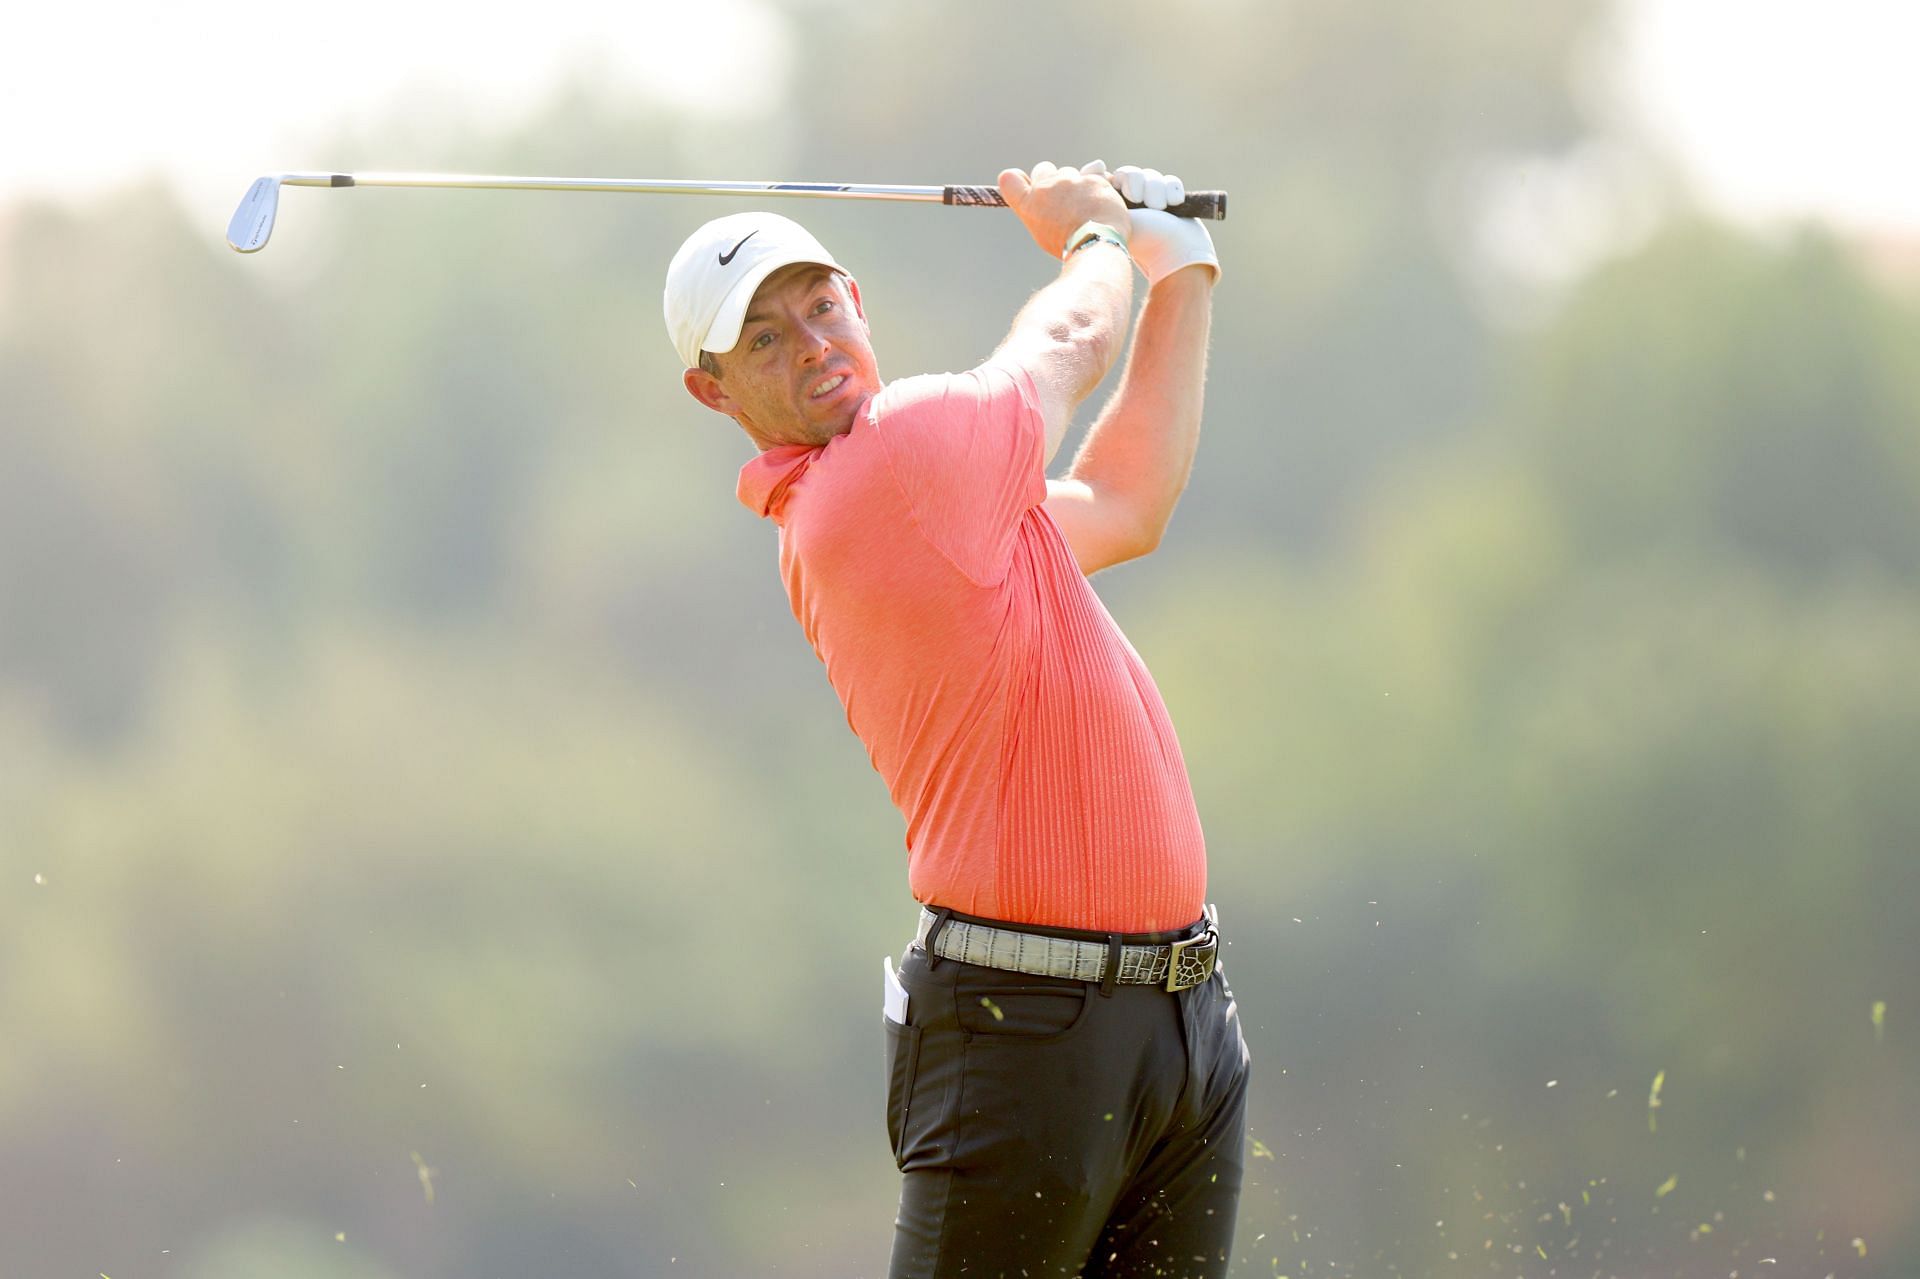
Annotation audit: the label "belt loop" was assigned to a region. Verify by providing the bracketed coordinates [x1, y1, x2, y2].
[1098, 933, 1121, 998]
[924, 907, 954, 972]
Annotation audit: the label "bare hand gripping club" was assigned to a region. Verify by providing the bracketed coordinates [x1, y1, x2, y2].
[226, 172, 1229, 253]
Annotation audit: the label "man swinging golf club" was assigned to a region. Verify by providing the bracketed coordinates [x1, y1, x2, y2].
[664, 159, 1247, 1278]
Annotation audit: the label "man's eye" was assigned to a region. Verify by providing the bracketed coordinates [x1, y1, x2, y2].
[751, 331, 774, 350]
[814, 298, 836, 314]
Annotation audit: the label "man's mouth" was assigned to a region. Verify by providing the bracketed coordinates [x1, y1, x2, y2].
[809, 373, 848, 400]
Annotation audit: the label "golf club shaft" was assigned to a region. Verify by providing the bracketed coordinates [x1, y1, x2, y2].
[278, 172, 1229, 220]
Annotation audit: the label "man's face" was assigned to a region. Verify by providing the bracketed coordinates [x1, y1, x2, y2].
[683, 264, 881, 449]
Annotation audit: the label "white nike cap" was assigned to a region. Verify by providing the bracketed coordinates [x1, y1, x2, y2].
[663, 212, 845, 371]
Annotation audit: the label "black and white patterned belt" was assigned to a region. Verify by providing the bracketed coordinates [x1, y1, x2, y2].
[913, 905, 1220, 992]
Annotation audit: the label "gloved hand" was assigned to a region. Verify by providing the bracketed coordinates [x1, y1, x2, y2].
[1094, 164, 1217, 286]
[1071, 161, 1218, 284]
[1125, 209, 1219, 286]
[1109, 163, 1185, 212]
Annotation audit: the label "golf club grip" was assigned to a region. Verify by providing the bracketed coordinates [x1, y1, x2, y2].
[944, 185, 1227, 221]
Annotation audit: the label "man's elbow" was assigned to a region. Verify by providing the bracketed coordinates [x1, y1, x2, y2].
[1115, 507, 1170, 564]
[1045, 308, 1123, 387]
[1129, 480, 1197, 558]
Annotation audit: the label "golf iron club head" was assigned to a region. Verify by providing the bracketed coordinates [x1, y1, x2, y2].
[227, 174, 347, 252]
[226, 176, 282, 253]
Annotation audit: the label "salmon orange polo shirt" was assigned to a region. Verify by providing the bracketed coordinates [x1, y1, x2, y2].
[736, 361, 1207, 934]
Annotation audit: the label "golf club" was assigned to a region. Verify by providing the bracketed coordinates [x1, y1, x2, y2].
[226, 172, 1228, 253]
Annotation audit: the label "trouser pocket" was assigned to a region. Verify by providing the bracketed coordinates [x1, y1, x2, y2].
[882, 1016, 923, 1167]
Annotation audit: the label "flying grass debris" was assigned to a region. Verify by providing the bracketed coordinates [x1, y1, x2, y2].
[1648, 1069, 1665, 1132]
[1871, 1000, 1886, 1043]
[412, 1151, 437, 1205]
[1656, 1174, 1678, 1198]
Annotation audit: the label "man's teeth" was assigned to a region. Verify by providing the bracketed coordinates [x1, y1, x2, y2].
[810, 375, 846, 399]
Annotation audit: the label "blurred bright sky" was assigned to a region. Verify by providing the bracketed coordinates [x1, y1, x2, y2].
[1623, 0, 1920, 232]
[3, 0, 1918, 239]
[0, 0, 790, 223]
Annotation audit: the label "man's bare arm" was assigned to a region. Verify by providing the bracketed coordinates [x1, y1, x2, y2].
[1045, 266, 1214, 573]
[989, 162, 1137, 465]
[1043, 194, 1220, 575]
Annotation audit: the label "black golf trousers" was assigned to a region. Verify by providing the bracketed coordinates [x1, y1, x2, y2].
[882, 932, 1251, 1278]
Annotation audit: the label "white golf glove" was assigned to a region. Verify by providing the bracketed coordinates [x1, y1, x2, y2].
[1125, 210, 1219, 286]
[1083, 162, 1219, 286]
[1109, 163, 1185, 212]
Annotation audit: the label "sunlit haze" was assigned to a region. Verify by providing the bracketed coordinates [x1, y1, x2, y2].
[3, 0, 1919, 239]
[1623, 0, 1920, 233]
[0, 0, 788, 226]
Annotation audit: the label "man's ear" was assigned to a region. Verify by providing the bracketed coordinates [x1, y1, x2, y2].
[844, 275, 868, 327]
[683, 365, 736, 416]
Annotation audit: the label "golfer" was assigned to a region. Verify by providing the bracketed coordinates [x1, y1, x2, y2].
[664, 160, 1247, 1278]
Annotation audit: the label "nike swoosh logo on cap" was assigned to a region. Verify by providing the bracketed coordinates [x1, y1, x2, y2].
[718, 231, 758, 266]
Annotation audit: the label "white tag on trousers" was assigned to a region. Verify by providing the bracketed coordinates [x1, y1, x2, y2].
[882, 955, 910, 1025]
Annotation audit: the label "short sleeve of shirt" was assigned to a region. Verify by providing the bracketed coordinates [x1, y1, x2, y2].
[871, 361, 1048, 585]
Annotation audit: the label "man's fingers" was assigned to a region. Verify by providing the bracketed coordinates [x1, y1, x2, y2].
[1112, 165, 1184, 211]
[1005, 159, 1132, 257]
[998, 168, 1032, 208]
[1138, 169, 1167, 210]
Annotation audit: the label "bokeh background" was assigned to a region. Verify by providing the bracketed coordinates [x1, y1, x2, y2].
[4, 2, 1917, 1276]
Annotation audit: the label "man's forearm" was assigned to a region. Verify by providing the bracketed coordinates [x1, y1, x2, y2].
[997, 242, 1135, 460]
[1063, 266, 1214, 550]
[1019, 246, 1133, 366]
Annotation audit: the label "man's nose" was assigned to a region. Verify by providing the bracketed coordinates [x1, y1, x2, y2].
[795, 324, 832, 364]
